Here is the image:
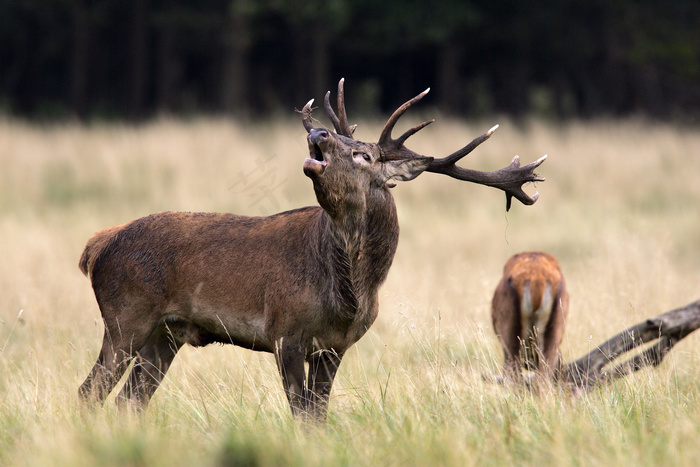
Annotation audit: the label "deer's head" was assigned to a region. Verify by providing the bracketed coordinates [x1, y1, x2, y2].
[301, 79, 433, 217]
[302, 79, 547, 216]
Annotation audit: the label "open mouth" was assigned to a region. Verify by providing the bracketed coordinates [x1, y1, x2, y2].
[304, 142, 327, 176]
[309, 143, 325, 163]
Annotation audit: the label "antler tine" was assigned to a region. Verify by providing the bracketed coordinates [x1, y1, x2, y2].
[336, 78, 354, 137]
[323, 91, 342, 135]
[502, 155, 546, 211]
[431, 124, 499, 169]
[321, 79, 355, 138]
[395, 119, 435, 146]
[301, 99, 315, 133]
[378, 88, 430, 146]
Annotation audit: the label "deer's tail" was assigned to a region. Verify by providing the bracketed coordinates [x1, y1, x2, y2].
[519, 278, 555, 343]
[78, 224, 125, 279]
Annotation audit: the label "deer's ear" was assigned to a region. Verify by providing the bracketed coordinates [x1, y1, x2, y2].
[382, 157, 434, 182]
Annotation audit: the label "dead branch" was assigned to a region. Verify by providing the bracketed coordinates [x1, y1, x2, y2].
[565, 298, 700, 389]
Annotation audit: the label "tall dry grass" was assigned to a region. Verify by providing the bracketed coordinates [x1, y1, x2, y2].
[1, 116, 699, 466]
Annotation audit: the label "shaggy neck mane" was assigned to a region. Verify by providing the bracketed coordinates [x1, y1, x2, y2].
[313, 189, 399, 323]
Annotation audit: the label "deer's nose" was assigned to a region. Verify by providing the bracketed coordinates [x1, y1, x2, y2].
[308, 128, 329, 145]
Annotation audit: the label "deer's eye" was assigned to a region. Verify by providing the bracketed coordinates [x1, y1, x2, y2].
[353, 151, 372, 163]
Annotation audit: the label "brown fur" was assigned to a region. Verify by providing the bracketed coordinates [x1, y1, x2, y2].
[78, 125, 432, 420]
[491, 252, 569, 384]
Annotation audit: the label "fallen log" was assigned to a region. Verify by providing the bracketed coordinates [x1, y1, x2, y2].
[565, 298, 700, 389]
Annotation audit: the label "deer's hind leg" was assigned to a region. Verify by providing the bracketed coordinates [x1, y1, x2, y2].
[78, 304, 162, 406]
[79, 333, 132, 405]
[117, 319, 185, 407]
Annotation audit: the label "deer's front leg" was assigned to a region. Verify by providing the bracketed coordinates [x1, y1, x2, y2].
[307, 349, 343, 420]
[274, 337, 309, 416]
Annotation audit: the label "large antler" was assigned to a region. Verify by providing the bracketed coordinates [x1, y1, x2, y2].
[377, 89, 546, 211]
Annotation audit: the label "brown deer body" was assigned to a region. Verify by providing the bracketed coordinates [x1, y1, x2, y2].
[491, 252, 569, 384]
[79, 79, 546, 419]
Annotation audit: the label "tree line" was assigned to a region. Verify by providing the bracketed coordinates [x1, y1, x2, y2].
[2, 0, 699, 120]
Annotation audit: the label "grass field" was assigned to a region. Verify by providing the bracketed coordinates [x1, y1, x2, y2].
[1, 115, 699, 466]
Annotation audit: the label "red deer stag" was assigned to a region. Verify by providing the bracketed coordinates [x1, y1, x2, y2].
[78, 79, 546, 419]
[491, 252, 569, 385]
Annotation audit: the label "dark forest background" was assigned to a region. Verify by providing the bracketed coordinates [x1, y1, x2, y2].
[2, 0, 700, 121]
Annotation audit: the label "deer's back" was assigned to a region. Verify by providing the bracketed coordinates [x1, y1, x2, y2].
[503, 252, 564, 315]
[80, 209, 330, 349]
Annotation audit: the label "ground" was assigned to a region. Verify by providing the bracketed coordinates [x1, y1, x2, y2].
[1, 117, 699, 466]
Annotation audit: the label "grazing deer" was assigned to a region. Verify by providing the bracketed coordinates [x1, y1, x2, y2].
[78, 79, 546, 419]
[491, 252, 569, 385]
